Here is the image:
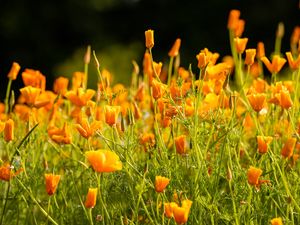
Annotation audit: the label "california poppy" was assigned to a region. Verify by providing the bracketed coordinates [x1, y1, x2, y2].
[234, 37, 248, 54]
[145, 29, 154, 49]
[105, 105, 121, 126]
[270, 217, 283, 225]
[45, 173, 61, 195]
[261, 55, 286, 74]
[155, 176, 170, 193]
[244, 49, 256, 66]
[168, 38, 181, 57]
[4, 119, 14, 142]
[0, 163, 23, 181]
[175, 135, 188, 155]
[257, 136, 273, 154]
[173, 199, 193, 225]
[85, 150, 122, 173]
[281, 138, 296, 159]
[85, 188, 98, 208]
[247, 93, 266, 112]
[7, 62, 21, 80]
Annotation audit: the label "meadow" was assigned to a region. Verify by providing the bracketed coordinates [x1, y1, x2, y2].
[1, 9, 300, 225]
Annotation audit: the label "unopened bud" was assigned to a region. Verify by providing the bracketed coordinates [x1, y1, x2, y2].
[84, 45, 91, 64]
[276, 22, 285, 38]
[227, 167, 233, 181]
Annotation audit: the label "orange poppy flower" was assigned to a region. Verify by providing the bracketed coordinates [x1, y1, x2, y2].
[4, 119, 14, 142]
[45, 173, 61, 195]
[14, 104, 31, 121]
[85, 188, 98, 208]
[173, 199, 193, 225]
[196, 48, 220, 69]
[145, 29, 154, 49]
[247, 166, 262, 186]
[234, 19, 245, 37]
[164, 202, 178, 218]
[257, 42, 265, 59]
[85, 150, 122, 173]
[0, 163, 23, 181]
[75, 117, 102, 139]
[178, 67, 190, 80]
[175, 135, 188, 155]
[275, 89, 293, 109]
[227, 9, 240, 30]
[168, 38, 181, 57]
[53, 77, 69, 95]
[257, 136, 273, 154]
[143, 52, 153, 80]
[140, 133, 155, 148]
[135, 83, 145, 102]
[151, 79, 167, 100]
[7, 62, 21, 80]
[105, 105, 121, 126]
[132, 101, 142, 120]
[48, 123, 72, 144]
[65, 88, 95, 107]
[247, 93, 266, 112]
[261, 55, 286, 74]
[72, 72, 84, 90]
[234, 37, 248, 54]
[155, 176, 170, 193]
[285, 52, 300, 70]
[22, 69, 46, 90]
[281, 138, 296, 159]
[20, 86, 41, 106]
[270, 217, 283, 225]
[244, 49, 256, 66]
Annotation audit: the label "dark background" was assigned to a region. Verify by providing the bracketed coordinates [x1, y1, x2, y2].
[0, 0, 299, 99]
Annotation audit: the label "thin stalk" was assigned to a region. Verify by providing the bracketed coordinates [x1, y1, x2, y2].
[4, 79, 12, 114]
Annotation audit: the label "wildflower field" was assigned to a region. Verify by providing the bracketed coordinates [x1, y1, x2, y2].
[1, 9, 300, 225]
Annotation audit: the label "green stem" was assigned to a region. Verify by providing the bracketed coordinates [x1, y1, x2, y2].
[167, 57, 174, 86]
[16, 178, 59, 225]
[88, 208, 94, 225]
[4, 79, 12, 114]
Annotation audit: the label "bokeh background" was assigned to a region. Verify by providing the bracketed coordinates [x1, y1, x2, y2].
[0, 0, 299, 98]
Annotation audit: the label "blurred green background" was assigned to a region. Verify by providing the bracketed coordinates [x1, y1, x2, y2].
[0, 0, 299, 98]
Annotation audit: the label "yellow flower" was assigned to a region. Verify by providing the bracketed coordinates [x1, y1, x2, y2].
[85, 150, 122, 173]
[270, 217, 283, 225]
